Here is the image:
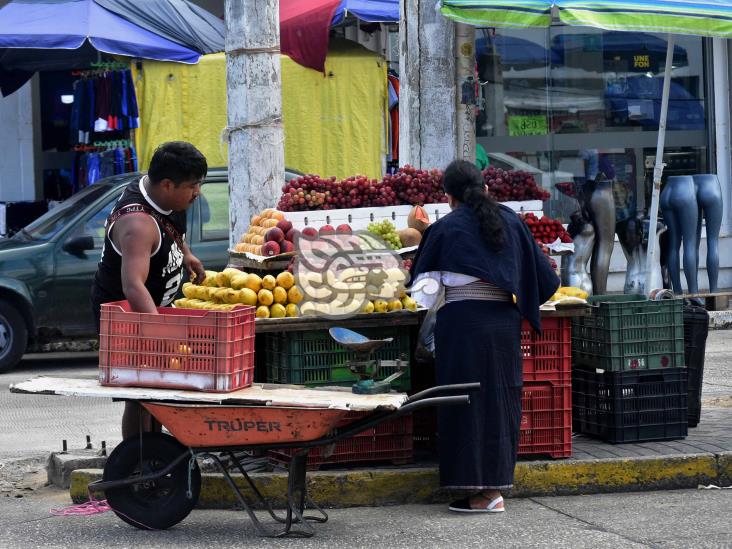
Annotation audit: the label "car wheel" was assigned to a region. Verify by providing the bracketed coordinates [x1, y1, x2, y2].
[0, 301, 28, 373]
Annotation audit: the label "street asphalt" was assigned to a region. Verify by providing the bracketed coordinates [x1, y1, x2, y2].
[0, 332, 730, 547]
[0, 486, 729, 548]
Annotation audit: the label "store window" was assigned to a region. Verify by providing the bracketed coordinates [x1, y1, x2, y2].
[475, 27, 710, 222]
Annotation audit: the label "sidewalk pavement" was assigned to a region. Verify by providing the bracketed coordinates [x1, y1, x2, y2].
[69, 405, 732, 508]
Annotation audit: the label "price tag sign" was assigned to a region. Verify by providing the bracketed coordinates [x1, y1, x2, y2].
[508, 115, 548, 136]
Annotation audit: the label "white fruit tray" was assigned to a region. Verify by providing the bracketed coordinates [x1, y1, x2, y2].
[285, 201, 543, 232]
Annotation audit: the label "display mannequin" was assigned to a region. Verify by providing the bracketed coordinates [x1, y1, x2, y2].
[588, 178, 616, 295]
[617, 215, 666, 294]
[561, 212, 594, 294]
[693, 174, 722, 292]
[660, 175, 699, 294]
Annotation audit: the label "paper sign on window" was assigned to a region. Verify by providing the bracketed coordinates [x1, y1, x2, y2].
[508, 115, 548, 136]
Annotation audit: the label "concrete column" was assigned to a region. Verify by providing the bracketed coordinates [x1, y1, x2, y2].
[0, 82, 35, 202]
[225, 0, 285, 248]
[455, 23, 476, 163]
[399, 0, 457, 170]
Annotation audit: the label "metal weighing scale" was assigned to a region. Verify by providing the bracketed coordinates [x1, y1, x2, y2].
[328, 327, 408, 394]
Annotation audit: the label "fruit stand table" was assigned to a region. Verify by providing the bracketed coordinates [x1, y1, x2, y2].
[254, 309, 425, 333]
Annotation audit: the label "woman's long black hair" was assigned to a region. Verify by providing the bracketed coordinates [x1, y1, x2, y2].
[443, 160, 505, 250]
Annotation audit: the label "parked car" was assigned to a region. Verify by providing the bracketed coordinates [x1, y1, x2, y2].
[485, 152, 576, 190]
[0, 167, 302, 372]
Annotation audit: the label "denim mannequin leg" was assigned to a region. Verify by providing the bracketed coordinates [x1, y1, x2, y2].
[661, 176, 699, 294]
[693, 174, 723, 292]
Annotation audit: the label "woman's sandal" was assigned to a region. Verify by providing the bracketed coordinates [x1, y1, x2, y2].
[448, 495, 505, 514]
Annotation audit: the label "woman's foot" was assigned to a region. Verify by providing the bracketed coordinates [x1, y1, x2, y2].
[448, 490, 504, 513]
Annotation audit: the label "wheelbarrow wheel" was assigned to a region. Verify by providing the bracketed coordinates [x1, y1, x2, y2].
[103, 432, 200, 530]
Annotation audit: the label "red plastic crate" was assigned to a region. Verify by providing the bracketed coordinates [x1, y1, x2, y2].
[519, 381, 572, 458]
[269, 413, 414, 470]
[98, 301, 256, 392]
[521, 317, 571, 384]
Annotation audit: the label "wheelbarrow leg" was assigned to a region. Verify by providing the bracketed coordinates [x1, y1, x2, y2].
[225, 451, 291, 525]
[200, 452, 275, 537]
[276, 452, 328, 538]
[199, 451, 326, 538]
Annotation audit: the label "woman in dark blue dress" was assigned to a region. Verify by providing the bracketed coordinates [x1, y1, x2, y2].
[411, 160, 559, 513]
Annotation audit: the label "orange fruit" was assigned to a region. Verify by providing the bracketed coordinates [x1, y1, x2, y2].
[244, 274, 262, 293]
[258, 289, 274, 306]
[270, 303, 286, 318]
[256, 305, 270, 319]
[261, 275, 277, 290]
[276, 271, 295, 290]
[287, 286, 303, 304]
[237, 288, 258, 306]
[273, 286, 288, 304]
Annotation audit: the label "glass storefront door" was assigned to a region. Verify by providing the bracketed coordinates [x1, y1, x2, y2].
[475, 27, 711, 223]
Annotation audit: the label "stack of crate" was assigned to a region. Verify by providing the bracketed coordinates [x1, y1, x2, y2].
[518, 317, 573, 458]
[571, 295, 688, 443]
[262, 326, 414, 469]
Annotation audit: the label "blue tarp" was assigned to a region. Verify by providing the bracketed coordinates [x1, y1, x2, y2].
[0, 0, 224, 96]
[332, 0, 399, 24]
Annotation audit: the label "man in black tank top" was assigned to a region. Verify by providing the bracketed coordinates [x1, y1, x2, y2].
[91, 141, 208, 440]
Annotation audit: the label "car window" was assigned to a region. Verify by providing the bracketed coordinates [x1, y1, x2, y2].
[199, 182, 228, 242]
[489, 158, 514, 171]
[19, 184, 114, 242]
[81, 194, 120, 249]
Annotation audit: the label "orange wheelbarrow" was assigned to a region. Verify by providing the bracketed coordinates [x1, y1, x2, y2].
[82, 383, 478, 537]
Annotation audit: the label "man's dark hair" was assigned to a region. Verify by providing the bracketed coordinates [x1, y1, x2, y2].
[148, 141, 208, 186]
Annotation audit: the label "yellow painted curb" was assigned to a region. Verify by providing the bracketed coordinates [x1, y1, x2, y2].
[512, 454, 718, 496]
[70, 454, 722, 507]
[718, 452, 732, 486]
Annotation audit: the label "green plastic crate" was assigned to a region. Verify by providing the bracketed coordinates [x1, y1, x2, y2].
[572, 295, 684, 371]
[264, 327, 411, 391]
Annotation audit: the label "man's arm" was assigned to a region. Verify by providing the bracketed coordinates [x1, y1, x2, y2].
[114, 214, 160, 314]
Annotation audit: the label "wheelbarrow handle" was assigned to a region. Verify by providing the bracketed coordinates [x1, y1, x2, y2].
[405, 382, 481, 404]
[395, 395, 471, 415]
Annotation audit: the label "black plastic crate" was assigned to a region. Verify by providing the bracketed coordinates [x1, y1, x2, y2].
[684, 305, 709, 427]
[572, 367, 688, 443]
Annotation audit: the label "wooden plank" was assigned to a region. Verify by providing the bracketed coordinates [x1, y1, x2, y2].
[683, 289, 732, 299]
[9, 377, 407, 412]
[255, 310, 424, 333]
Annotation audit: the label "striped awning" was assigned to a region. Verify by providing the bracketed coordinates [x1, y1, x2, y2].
[441, 0, 732, 38]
